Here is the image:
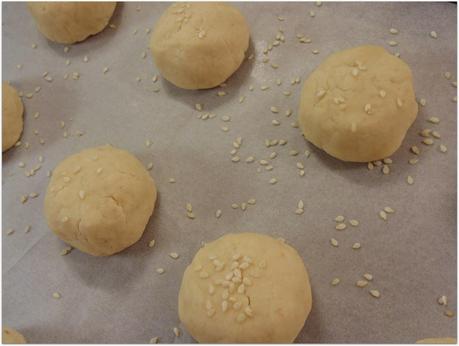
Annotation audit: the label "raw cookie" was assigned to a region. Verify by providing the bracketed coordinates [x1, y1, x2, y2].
[44, 145, 157, 256]
[2, 82, 24, 152]
[178, 232, 312, 343]
[298, 45, 418, 162]
[150, 2, 250, 89]
[28, 2, 116, 44]
[416, 338, 456, 343]
[3, 327, 26, 344]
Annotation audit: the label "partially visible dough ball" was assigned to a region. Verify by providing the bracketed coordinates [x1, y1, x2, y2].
[28, 2, 116, 44]
[417, 338, 457, 344]
[298, 45, 418, 162]
[44, 145, 157, 256]
[178, 232, 312, 343]
[150, 2, 250, 89]
[2, 82, 24, 152]
[3, 327, 26, 344]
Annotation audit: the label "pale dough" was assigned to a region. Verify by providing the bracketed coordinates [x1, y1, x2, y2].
[150, 2, 250, 90]
[28, 2, 116, 44]
[178, 232, 312, 343]
[3, 327, 26, 344]
[2, 82, 24, 152]
[298, 45, 418, 162]
[416, 338, 457, 344]
[44, 145, 157, 256]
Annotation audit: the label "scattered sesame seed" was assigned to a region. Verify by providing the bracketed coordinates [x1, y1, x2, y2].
[382, 165, 390, 175]
[173, 327, 180, 337]
[352, 242, 361, 250]
[336, 223, 346, 231]
[411, 145, 421, 155]
[409, 157, 419, 165]
[369, 290, 381, 298]
[432, 131, 441, 139]
[149, 337, 159, 344]
[272, 119, 280, 126]
[419, 98, 427, 106]
[439, 144, 448, 153]
[356, 280, 368, 288]
[430, 31, 438, 39]
[444, 310, 455, 318]
[330, 238, 339, 247]
[52, 292, 61, 299]
[31, 43, 37, 49]
[422, 138, 434, 146]
[6, 229, 15, 236]
[156, 268, 165, 274]
[270, 106, 279, 113]
[295, 208, 304, 215]
[217, 91, 227, 97]
[428, 116, 440, 124]
[389, 28, 399, 34]
[29, 192, 39, 198]
[331, 278, 341, 286]
[349, 219, 359, 227]
[289, 150, 299, 156]
[312, 49, 320, 54]
[103, 67, 110, 74]
[146, 162, 154, 170]
[221, 115, 231, 122]
[269, 178, 278, 185]
[231, 156, 240, 163]
[407, 175, 414, 185]
[388, 40, 398, 46]
[335, 215, 345, 222]
[396, 97, 403, 107]
[169, 252, 179, 260]
[379, 210, 388, 221]
[60, 246, 73, 256]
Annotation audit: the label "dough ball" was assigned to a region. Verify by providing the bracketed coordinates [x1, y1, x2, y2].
[3, 327, 26, 344]
[150, 2, 250, 90]
[417, 338, 456, 344]
[2, 82, 24, 152]
[298, 45, 418, 162]
[44, 145, 157, 256]
[28, 2, 116, 44]
[178, 232, 312, 343]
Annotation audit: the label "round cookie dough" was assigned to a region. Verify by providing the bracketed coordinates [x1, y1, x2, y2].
[28, 2, 116, 44]
[3, 327, 26, 344]
[178, 232, 312, 343]
[417, 338, 456, 344]
[298, 45, 418, 162]
[2, 82, 24, 152]
[150, 2, 250, 90]
[44, 145, 157, 256]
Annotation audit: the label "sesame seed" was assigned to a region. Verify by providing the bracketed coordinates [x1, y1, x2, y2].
[283, 90, 292, 96]
[330, 238, 339, 247]
[312, 49, 320, 54]
[245, 156, 255, 163]
[289, 150, 299, 156]
[432, 131, 441, 139]
[352, 242, 361, 250]
[149, 337, 159, 344]
[29, 192, 39, 198]
[60, 246, 73, 256]
[364, 103, 372, 114]
[146, 162, 154, 170]
[351, 68, 359, 77]
[370, 290, 381, 298]
[349, 219, 359, 227]
[336, 223, 347, 231]
[379, 210, 387, 220]
[406, 175, 414, 185]
[331, 278, 340, 286]
[445, 310, 455, 318]
[231, 203, 239, 209]
[32, 43, 37, 49]
[411, 145, 421, 155]
[148, 239, 156, 248]
[367, 162, 374, 170]
[156, 268, 165, 274]
[272, 119, 280, 126]
[217, 91, 227, 97]
[419, 98, 427, 106]
[173, 327, 180, 337]
[428, 116, 440, 124]
[6, 229, 15, 236]
[439, 144, 448, 153]
[409, 157, 419, 165]
[356, 280, 368, 288]
[295, 208, 304, 215]
[269, 178, 278, 185]
[396, 97, 403, 107]
[430, 31, 438, 39]
[103, 67, 109, 74]
[422, 138, 434, 145]
[363, 273, 373, 281]
[309, 10, 315, 17]
[438, 295, 448, 306]
[231, 156, 240, 163]
[239, 96, 245, 103]
[24, 225, 31, 233]
[382, 165, 390, 175]
[335, 215, 345, 222]
[270, 106, 279, 113]
[169, 252, 179, 260]
[52, 292, 61, 299]
[260, 85, 270, 91]
[389, 28, 399, 34]
[388, 40, 398, 46]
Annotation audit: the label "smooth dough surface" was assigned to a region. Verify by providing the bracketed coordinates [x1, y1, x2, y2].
[416, 338, 457, 344]
[178, 232, 312, 343]
[44, 145, 157, 256]
[298, 45, 418, 162]
[28, 2, 116, 44]
[3, 327, 26, 344]
[2, 82, 24, 152]
[150, 2, 250, 89]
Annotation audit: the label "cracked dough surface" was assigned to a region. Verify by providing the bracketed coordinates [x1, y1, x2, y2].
[28, 2, 116, 44]
[3, 327, 26, 344]
[178, 232, 312, 343]
[298, 45, 418, 162]
[44, 145, 157, 256]
[2, 82, 24, 152]
[150, 2, 250, 90]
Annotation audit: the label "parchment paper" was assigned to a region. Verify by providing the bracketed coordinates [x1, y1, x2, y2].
[2, 2, 457, 343]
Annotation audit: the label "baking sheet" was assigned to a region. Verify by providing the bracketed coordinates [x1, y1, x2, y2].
[2, 1, 457, 343]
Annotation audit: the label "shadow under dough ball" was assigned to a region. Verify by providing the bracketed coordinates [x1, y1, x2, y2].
[3, 327, 26, 344]
[2, 82, 24, 152]
[150, 2, 250, 90]
[44, 145, 157, 256]
[298, 45, 418, 162]
[28, 2, 116, 44]
[178, 232, 312, 343]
